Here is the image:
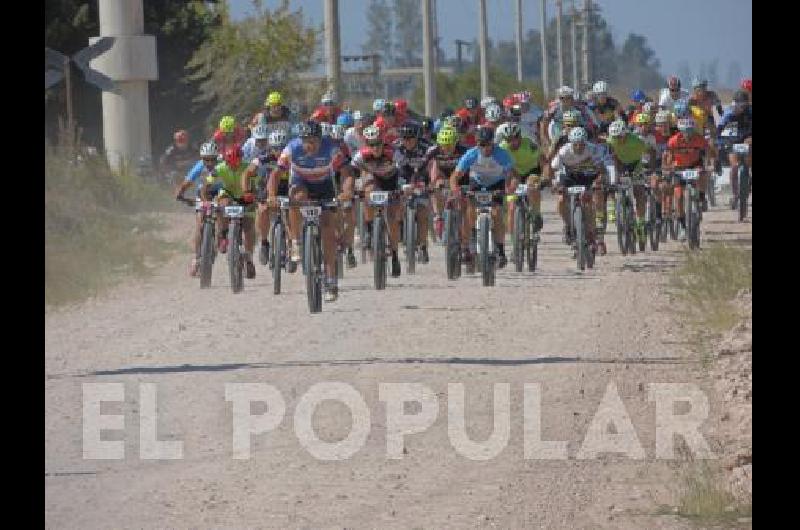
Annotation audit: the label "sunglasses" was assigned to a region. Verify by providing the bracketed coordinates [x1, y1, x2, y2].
[478, 141, 493, 147]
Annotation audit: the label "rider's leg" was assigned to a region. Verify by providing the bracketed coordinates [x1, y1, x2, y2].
[320, 210, 338, 280]
[728, 151, 740, 199]
[387, 202, 402, 252]
[416, 203, 430, 248]
[288, 186, 307, 259]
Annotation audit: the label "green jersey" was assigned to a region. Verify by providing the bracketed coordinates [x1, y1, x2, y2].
[207, 162, 246, 198]
[607, 134, 650, 165]
[500, 137, 541, 176]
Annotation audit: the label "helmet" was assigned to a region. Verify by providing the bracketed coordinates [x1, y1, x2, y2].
[331, 124, 346, 140]
[174, 129, 188, 145]
[557, 86, 575, 98]
[634, 113, 652, 125]
[437, 127, 458, 146]
[398, 123, 419, 139]
[476, 126, 494, 144]
[268, 129, 288, 147]
[320, 122, 333, 137]
[485, 104, 502, 122]
[480, 96, 497, 109]
[673, 99, 690, 117]
[219, 115, 236, 134]
[494, 122, 511, 143]
[199, 142, 218, 158]
[517, 91, 531, 104]
[394, 99, 408, 113]
[509, 104, 523, 117]
[654, 110, 671, 124]
[337, 112, 354, 128]
[321, 91, 336, 105]
[562, 109, 581, 126]
[361, 112, 376, 125]
[568, 127, 588, 143]
[677, 117, 695, 132]
[223, 146, 241, 167]
[740, 78, 752, 92]
[444, 115, 463, 130]
[297, 120, 322, 138]
[252, 124, 270, 140]
[642, 102, 655, 114]
[734, 90, 750, 104]
[608, 120, 627, 137]
[504, 122, 522, 140]
[667, 75, 681, 90]
[373, 98, 387, 112]
[266, 91, 283, 106]
[502, 96, 516, 110]
[464, 96, 479, 110]
[439, 107, 454, 119]
[362, 125, 382, 142]
[592, 80, 608, 95]
[630, 89, 646, 103]
[691, 77, 707, 89]
[420, 118, 434, 133]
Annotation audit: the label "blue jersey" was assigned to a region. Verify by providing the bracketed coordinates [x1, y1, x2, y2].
[277, 137, 346, 183]
[185, 160, 221, 196]
[456, 145, 514, 187]
[717, 107, 752, 143]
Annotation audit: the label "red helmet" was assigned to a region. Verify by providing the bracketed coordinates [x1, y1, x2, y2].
[502, 96, 515, 110]
[174, 129, 188, 145]
[667, 75, 681, 90]
[223, 146, 241, 168]
[740, 78, 752, 92]
[393, 99, 408, 112]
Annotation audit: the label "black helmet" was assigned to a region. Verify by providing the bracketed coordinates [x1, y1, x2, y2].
[476, 126, 495, 144]
[399, 123, 420, 138]
[439, 107, 454, 119]
[733, 90, 750, 104]
[510, 104, 523, 117]
[382, 101, 396, 116]
[420, 118, 434, 133]
[298, 120, 322, 138]
[464, 97, 479, 110]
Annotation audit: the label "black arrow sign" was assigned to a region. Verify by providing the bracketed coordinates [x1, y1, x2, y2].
[44, 37, 117, 93]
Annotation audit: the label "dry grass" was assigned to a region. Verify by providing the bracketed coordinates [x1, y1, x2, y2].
[673, 464, 751, 524]
[45, 140, 175, 306]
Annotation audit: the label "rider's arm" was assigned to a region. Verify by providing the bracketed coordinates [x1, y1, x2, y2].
[242, 160, 258, 194]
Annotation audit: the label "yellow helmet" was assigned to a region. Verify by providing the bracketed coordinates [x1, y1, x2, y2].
[266, 91, 283, 106]
[437, 126, 458, 146]
[219, 115, 236, 133]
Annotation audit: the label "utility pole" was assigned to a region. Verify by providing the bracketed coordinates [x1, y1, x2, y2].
[63, 56, 74, 134]
[478, 0, 489, 99]
[422, 0, 436, 117]
[515, 0, 523, 82]
[582, 0, 591, 89]
[556, 0, 564, 87]
[323, 0, 341, 98]
[431, 0, 439, 72]
[540, 0, 549, 98]
[571, 0, 578, 90]
[455, 39, 471, 74]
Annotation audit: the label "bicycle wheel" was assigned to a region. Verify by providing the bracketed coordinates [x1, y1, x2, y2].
[625, 202, 637, 255]
[305, 223, 322, 313]
[573, 203, 586, 271]
[648, 194, 660, 252]
[228, 220, 244, 293]
[272, 221, 284, 295]
[373, 217, 387, 290]
[405, 204, 417, 275]
[738, 164, 749, 222]
[686, 193, 699, 250]
[616, 194, 626, 255]
[479, 215, 494, 286]
[199, 220, 215, 289]
[527, 218, 538, 272]
[513, 204, 526, 272]
[357, 199, 367, 264]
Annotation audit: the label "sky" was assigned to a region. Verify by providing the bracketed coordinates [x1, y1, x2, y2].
[229, 0, 752, 88]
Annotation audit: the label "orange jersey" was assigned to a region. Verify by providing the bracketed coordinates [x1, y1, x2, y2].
[667, 133, 707, 168]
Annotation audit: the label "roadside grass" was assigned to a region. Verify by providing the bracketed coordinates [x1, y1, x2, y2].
[657, 463, 752, 525]
[45, 140, 176, 307]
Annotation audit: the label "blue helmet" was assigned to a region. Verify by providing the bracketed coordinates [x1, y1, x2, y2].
[630, 89, 646, 103]
[336, 112, 354, 128]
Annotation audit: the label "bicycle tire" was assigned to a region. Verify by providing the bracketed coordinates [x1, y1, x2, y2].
[405, 205, 416, 275]
[479, 215, 494, 286]
[574, 203, 586, 271]
[373, 217, 387, 290]
[305, 223, 322, 313]
[272, 221, 284, 295]
[513, 204, 526, 272]
[738, 164, 749, 222]
[199, 220, 215, 289]
[228, 219, 244, 293]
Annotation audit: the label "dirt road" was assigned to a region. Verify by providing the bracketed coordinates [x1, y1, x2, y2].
[45, 192, 752, 528]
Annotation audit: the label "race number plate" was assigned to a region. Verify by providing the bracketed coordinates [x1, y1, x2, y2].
[224, 205, 244, 217]
[515, 184, 529, 195]
[370, 191, 390, 205]
[681, 169, 700, 181]
[721, 127, 738, 137]
[299, 206, 321, 220]
[474, 191, 493, 204]
[567, 186, 586, 194]
[733, 143, 750, 154]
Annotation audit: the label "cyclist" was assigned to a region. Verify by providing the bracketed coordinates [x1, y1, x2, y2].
[658, 75, 690, 111]
[249, 91, 292, 134]
[456, 96, 483, 147]
[588, 80, 625, 134]
[663, 117, 710, 239]
[310, 91, 342, 124]
[159, 129, 197, 184]
[212, 115, 247, 154]
[345, 110, 372, 154]
[175, 142, 221, 277]
[329, 123, 357, 268]
[496, 122, 544, 236]
[449, 126, 518, 269]
[375, 101, 400, 145]
[268, 120, 354, 302]
[716, 90, 752, 207]
[427, 126, 468, 240]
[351, 125, 403, 277]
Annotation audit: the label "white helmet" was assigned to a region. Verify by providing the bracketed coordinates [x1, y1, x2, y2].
[556, 86, 575, 98]
[269, 129, 288, 147]
[608, 120, 627, 138]
[480, 96, 498, 109]
[642, 102, 655, 114]
[498, 121, 521, 142]
[485, 104, 502, 122]
[331, 124, 346, 140]
[568, 127, 588, 143]
[363, 125, 381, 142]
[372, 98, 386, 112]
[494, 122, 511, 143]
[320, 122, 333, 137]
[321, 91, 336, 105]
[592, 80, 608, 95]
[655, 110, 671, 124]
[352, 110, 363, 122]
[200, 142, 219, 157]
[252, 124, 270, 140]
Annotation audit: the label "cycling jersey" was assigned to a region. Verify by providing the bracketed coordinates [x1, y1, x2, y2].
[717, 107, 752, 143]
[277, 137, 346, 184]
[589, 97, 624, 131]
[519, 106, 544, 141]
[344, 127, 366, 154]
[456, 145, 514, 188]
[658, 88, 690, 108]
[207, 161, 246, 198]
[249, 105, 292, 132]
[212, 127, 247, 154]
[185, 160, 216, 195]
[667, 133, 707, 168]
[500, 137, 541, 176]
[425, 144, 468, 180]
[310, 105, 342, 124]
[374, 116, 399, 145]
[550, 142, 608, 172]
[607, 133, 650, 165]
[689, 104, 710, 134]
[393, 139, 432, 184]
[351, 145, 398, 191]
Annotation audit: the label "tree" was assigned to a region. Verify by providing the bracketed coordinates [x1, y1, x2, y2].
[617, 33, 663, 90]
[726, 61, 743, 89]
[186, 2, 318, 134]
[393, 0, 422, 67]
[676, 60, 693, 86]
[363, 0, 393, 68]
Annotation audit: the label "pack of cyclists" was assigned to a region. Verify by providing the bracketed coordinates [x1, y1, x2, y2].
[174, 77, 752, 304]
